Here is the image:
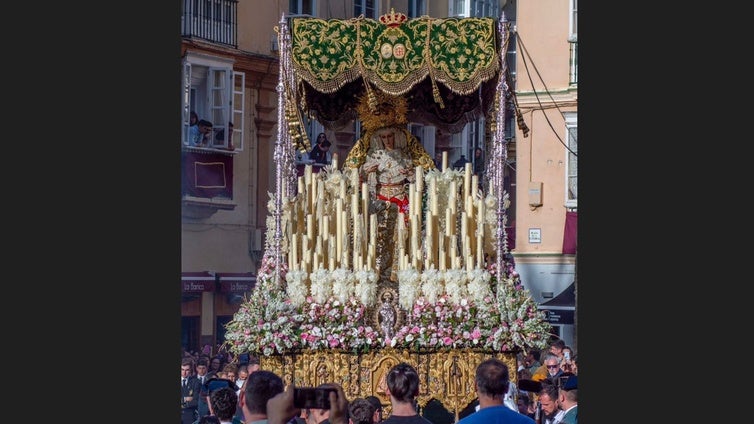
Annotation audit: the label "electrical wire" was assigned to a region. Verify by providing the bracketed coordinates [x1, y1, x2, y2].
[514, 31, 577, 157]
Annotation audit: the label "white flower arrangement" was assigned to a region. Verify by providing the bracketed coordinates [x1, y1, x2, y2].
[330, 267, 353, 304]
[353, 269, 377, 307]
[421, 268, 443, 304]
[442, 269, 467, 305]
[466, 268, 492, 305]
[310, 268, 332, 304]
[224, 261, 551, 356]
[397, 268, 421, 310]
[285, 269, 309, 307]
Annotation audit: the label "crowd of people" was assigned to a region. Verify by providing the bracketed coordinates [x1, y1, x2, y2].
[181, 339, 578, 424]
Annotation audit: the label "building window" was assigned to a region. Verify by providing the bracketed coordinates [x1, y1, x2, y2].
[450, 0, 500, 17]
[568, 0, 577, 85]
[182, 52, 245, 151]
[408, 0, 426, 18]
[564, 112, 577, 209]
[569, 0, 578, 39]
[354, 0, 377, 18]
[290, 0, 315, 15]
[181, 0, 238, 47]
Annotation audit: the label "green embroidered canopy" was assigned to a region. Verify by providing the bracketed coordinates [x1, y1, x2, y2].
[286, 14, 510, 134]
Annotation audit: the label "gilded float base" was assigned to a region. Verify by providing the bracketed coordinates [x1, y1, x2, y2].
[259, 348, 517, 420]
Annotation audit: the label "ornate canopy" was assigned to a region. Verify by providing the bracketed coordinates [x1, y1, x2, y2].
[286, 13, 508, 134]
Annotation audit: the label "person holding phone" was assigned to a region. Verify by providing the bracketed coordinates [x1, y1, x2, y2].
[560, 347, 576, 374]
[266, 383, 349, 424]
[302, 384, 337, 424]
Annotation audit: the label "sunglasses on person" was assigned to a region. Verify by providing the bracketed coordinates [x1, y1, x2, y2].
[546, 364, 560, 369]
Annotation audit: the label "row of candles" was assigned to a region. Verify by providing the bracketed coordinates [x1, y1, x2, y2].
[286, 152, 490, 274]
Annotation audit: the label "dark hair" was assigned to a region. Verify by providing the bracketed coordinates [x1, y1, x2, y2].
[474, 358, 509, 398]
[199, 416, 221, 424]
[365, 395, 383, 420]
[386, 362, 420, 403]
[538, 383, 559, 401]
[549, 339, 566, 350]
[244, 370, 284, 414]
[209, 387, 238, 421]
[348, 398, 376, 424]
[198, 119, 213, 128]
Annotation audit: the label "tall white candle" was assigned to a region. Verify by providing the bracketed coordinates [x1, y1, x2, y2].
[307, 214, 314, 241]
[411, 214, 418, 263]
[336, 200, 343, 261]
[291, 233, 298, 269]
[464, 163, 472, 200]
[361, 182, 369, 232]
[415, 166, 423, 193]
[449, 180, 457, 214]
[445, 208, 452, 237]
[331, 152, 338, 170]
[430, 177, 438, 216]
[477, 234, 484, 268]
[478, 198, 485, 234]
[442, 151, 448, 172]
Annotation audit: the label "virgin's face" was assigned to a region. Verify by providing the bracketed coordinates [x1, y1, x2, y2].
[378, 130, 395, 150]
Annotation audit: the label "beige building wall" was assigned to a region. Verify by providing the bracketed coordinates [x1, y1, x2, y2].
[510, 0, 577, 347]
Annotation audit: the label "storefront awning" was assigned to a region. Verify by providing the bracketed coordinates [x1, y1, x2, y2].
[218, 272, 256, 293]
[181, 271, 216, 292]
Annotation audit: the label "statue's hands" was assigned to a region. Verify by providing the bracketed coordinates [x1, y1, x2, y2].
[363, 163, 378, 173]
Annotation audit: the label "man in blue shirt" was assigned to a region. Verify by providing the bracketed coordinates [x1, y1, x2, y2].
[457, 358, 535, 424]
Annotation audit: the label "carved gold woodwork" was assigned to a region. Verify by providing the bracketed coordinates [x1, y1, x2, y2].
[258, 349, 517, 419]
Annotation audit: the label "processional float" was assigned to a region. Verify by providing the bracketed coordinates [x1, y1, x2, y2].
[223, 9, 552, 421]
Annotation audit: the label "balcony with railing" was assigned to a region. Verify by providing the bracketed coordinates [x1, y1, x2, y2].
[181, 0, 238, 48]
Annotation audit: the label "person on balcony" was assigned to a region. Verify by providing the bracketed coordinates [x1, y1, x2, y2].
[309, 133, 332, 165]
[191, 119, 213, 147]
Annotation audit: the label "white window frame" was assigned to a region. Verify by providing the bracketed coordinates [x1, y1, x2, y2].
[450, 0, 499, 18]
[181, 52, 245, 151]
[354, 0, 378, 19]
[569, 0, 578, 42]
[568, 0, 578, 84]
[564, 112, 577, 209]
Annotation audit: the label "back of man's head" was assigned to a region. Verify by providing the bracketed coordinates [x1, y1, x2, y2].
[244, 370, 284, 415]
[474, 358, 509, 398]
[386, 362, 420, 404]
[365, 395, 383, 422]
[210, 387, 238, 421]
[348, 398, 376, 424]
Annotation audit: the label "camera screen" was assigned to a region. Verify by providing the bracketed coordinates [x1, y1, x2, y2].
[293, 387, 335, 410]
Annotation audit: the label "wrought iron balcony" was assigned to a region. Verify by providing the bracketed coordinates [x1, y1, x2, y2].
[181, 0, 238, 48]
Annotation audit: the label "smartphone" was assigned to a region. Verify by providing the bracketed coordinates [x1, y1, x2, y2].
[293, 387, 336, 410]
[564, 351, 571, 361]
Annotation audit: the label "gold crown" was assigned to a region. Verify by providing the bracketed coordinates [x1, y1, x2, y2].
[357, 89, 408, 132]
[379, 8, 407, 27]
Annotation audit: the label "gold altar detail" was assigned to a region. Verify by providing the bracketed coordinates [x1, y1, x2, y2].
[259, 349, 517, 417]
